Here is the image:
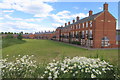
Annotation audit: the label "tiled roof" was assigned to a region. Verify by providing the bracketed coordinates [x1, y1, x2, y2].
[74, 11, 104, 24]
[61, 11, 104, 29]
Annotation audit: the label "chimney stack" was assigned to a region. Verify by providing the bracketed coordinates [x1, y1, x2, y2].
[89, 10, 93, 16]
[103, 2, 108, 11]
[61, 25, 63, 27]
[68, 21, 70, 25]
[65, 23, 67, 26]
[73, 19, 75, 23]
[76, 16, 79, 21]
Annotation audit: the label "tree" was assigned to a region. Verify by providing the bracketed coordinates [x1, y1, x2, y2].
[0, 32, 4, 34]
[5, 32, 7, 34]
[17, 34, 23, 40]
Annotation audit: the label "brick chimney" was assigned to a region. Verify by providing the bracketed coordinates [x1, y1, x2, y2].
[89, 10, 93, 16]
[68, 21, 70, 25]
[65, 23, 67, 26]
[73, 19, 75, 23]
[103, 2, 108, 11]
[76, 16, 79, 21]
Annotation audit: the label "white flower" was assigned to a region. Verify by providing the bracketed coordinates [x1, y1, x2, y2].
[75, 71, 78, 74]
[91, 74, 96, 78]
[61, 68, 64, 71]
[45, 71, 48, 73]
[49, 73, 52, 76]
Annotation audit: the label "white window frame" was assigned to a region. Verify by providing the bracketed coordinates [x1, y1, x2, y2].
[82, 23, 84, 28]
[90, 21, 92, 27]
[79, 24, 81, 29]
[86, 22, 88, 27]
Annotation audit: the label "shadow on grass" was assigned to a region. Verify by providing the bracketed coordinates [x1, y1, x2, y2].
[2, 38, 26, 48]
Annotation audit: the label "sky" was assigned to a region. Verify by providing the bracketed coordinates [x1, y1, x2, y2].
[0, 0, 119, 33]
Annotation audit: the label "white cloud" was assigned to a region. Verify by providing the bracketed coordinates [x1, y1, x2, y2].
[99, 7, 102, 10]
[0, 0, 55, 17]
[0, 21, 55, 33]
[4, 14, 43, 22]
[52, 23, 61, 27]
[3, 10, 14, 13]
[0, 17, 4, 20]
[50, 10, 88, 24]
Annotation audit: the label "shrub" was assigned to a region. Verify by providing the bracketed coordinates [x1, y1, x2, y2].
[17, 34, 23, 40]
[42, 56, 116, 79]
[71, 41, 80, 45]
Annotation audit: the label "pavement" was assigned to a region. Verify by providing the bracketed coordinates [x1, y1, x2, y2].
[53, 40, 119, 50]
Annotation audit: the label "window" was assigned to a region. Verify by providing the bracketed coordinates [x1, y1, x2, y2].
[82, 31, 85, 39]
[73, 32, 74, 37]
[86, 30, 88, 38]
[77, 24, 79, 29]
[86, 22, 88, 27]
[101, 37, 110, 47]
[86, 30, 88, 34]
[82, 23, 84, 28]
[89, 30, 93, 39]
[90, 21, 92, 27]
[79, 24, 81, 29]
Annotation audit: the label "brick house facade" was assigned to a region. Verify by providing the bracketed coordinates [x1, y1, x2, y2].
[29, 3, 117, 48]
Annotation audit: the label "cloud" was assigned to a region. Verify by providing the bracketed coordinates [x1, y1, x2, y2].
[99, 7, 102, 10]
[0, 17, 4, 20]
[0, 0, 55, 17]
[51, 23, 61, 27]
[2, 10, 14, 13]
[50, 10, 88, 24]
[4, 14, 43, 22]
[0, 21, 55, 33]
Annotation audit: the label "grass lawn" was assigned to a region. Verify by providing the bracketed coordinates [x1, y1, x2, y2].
[2, 38, 26, 48]
[2, 39, 118, 66]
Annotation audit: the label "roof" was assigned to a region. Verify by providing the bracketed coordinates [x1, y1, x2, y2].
[61, 11, 104, 29]
[73, 11, 104, 25]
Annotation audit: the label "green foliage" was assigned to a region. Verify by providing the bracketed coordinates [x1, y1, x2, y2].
[71, 41, 81, 45]
[17, 34, 23, 40]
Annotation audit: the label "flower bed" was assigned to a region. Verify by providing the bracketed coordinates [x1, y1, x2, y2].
[42, 56, 116, 79]
[1, 55, 119, 79]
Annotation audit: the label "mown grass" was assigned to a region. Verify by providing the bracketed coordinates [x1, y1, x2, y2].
[2, 39, 118, 66]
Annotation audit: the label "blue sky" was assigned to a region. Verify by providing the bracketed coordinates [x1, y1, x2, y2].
[0, 0, 119, 33]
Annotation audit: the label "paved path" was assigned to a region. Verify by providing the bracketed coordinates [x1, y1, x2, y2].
[53, 40, 119, 50]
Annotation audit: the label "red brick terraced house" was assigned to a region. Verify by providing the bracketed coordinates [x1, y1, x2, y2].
[34, 31, 55, 40]
[53, 3, 117, 48]
[33, 3, 117, 48]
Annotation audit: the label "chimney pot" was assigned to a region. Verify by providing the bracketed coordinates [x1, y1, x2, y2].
[76, 16, 79, 21]
[68, 21, 70, 25]
[61, 25, 63, 27]
[89, 10, 93, 16]
[73, 19, 75, 23]
[65, 23, 67, 26]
